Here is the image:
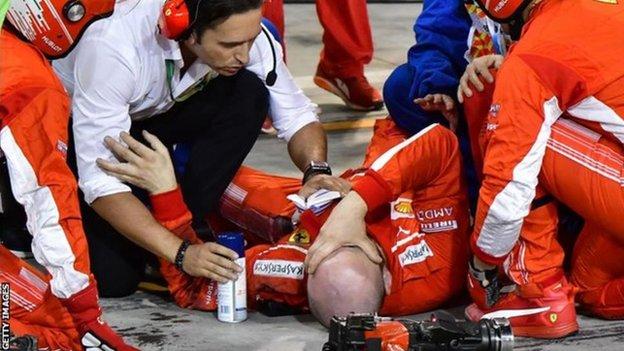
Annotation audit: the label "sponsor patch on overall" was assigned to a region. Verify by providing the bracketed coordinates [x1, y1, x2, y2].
[390, 198, 415, 220]
[253, 260, 305, 280]
[417, 207, 458, 233]
[399, 240, 434, 267]
[486, 103, 501, 133]
[56, 140, 68, 158]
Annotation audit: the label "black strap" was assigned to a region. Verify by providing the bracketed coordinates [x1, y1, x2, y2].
[174, 240, 192, 273]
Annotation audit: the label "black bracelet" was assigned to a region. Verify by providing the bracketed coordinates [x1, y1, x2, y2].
[174, 240, 191, 273]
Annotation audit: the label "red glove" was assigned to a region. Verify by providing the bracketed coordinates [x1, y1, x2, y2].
[61, 283, 138, 351]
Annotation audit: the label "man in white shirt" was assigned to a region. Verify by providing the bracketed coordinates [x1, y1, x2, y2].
[53, 0, 348, 296]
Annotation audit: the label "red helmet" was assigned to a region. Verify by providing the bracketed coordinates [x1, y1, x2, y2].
[474, 0, 533, 23]
[6, 0, 115, 59]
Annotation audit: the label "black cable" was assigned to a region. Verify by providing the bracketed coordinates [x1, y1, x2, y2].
[261, 26, 278, 86]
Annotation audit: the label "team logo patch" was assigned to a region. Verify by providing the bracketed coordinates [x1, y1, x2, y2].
[420, 220, 458, 233]
[288, 229, 310, 245]
[399, 240, 434, 267]
[390, 198, 415, 220]
[550, 313, 558, 323]
[417, 207, 458, 233]
[253, 260, 305, 280]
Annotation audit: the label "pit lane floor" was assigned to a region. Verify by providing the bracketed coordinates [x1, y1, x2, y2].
[101, 4, 624, 350]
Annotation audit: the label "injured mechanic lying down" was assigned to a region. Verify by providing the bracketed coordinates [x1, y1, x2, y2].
[97, 117, 471, 326]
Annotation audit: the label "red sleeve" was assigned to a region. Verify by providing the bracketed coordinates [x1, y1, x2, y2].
[351, 124, 459, 214]
[471, 55, 568, 264]
[150, 187, 199, 243]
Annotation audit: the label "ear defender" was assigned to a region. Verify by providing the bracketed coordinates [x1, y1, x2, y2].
[158, 0, 191, 40]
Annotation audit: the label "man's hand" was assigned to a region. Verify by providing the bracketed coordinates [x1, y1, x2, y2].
[298, 174, 351, 200]
[304, 192, 383, 274]
[183, 242, 243, 283]
[96, 131, 177, 195]
[458, 54, 504, 103]
[468, 256, 501, 308]
[414, 94, 458, 132]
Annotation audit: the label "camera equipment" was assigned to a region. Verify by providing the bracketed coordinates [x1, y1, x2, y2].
[323, 311, 513, 351]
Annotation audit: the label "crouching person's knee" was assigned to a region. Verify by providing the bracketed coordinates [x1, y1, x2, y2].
[307, 247, 384, 327]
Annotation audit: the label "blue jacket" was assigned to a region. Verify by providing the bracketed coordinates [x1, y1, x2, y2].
[408, 0, 472, 102]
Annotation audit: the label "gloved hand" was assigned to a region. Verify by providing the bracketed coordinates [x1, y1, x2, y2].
[61, 283, 139, 351]
[467, 257, 501, 308]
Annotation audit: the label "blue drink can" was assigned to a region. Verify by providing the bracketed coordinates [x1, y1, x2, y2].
[217, 232, 247, 323]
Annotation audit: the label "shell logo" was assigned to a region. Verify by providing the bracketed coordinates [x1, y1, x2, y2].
[394, 201, 413, 215]
[165, 9, 172, 16]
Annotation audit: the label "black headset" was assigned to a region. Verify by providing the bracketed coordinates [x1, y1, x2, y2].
[261, 25, 278, 87]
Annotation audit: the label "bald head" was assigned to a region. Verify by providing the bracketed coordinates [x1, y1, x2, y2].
[307, 247, 384, 327]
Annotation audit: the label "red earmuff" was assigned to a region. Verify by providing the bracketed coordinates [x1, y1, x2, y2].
[158, 0, 191, 40]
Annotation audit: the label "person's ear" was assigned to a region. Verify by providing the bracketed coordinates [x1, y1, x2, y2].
[185, 32, 198, 47]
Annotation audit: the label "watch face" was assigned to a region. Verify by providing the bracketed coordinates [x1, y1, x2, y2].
[311, 161, 330, 168]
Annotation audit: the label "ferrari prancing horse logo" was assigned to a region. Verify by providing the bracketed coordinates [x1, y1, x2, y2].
[549, 313, 558, 323]
[289, 229, 310, 245]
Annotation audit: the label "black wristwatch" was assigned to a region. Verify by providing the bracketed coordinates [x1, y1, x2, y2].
[303, 161, 332, 184]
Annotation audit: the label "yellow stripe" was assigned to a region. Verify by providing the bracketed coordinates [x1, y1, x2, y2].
[322, 117, 378, 131]
[138, 281, 169, 293]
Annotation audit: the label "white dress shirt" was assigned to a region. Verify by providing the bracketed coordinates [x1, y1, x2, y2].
[53, 0, 318, 204]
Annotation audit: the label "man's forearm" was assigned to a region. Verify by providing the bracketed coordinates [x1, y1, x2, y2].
[91, 192, 182, 263]
[287, 122, 327, 171]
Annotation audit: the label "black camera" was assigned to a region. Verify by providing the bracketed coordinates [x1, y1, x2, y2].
[323, 311, 513, 351]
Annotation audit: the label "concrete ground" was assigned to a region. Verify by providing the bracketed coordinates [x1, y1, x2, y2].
[102, 4, 624, 350]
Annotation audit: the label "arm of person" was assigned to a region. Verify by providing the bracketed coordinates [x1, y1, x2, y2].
[470, 55, 570, 266]
[66, 37, 183, 262]
[306, 123, 459, 272]
[96, 131, 243, 282]
[457, 54, 505, 103]
[246, 24, 349, 196]
[409, 0, 472, 100]
[394, 0, 472, 134]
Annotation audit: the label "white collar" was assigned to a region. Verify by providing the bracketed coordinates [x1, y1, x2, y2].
[173, 60, 216, 98]
[157, 34, 217, 99]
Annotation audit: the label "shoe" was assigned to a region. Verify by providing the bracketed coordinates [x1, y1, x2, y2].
[8, 334, 37, 351]
[465, 277, 578, 339]
[313, 64, 384, 111]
